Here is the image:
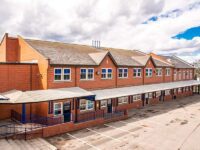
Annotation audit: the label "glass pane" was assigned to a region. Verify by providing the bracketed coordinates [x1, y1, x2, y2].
[88, 69, 93, 73]
[102, 69, 106, 73]
[108, 69, 112, 73]
[64, 69, 70, 74]
[55, 69, 62, 74]
[55, 75, 61, 80]
[64, 75, 70, 80]
[81, 69, 86, 73]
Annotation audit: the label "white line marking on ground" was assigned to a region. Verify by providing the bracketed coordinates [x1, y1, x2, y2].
[66, 133, 101, 150]
[104, 124, 137, 135]
[86, 128, 121, 142]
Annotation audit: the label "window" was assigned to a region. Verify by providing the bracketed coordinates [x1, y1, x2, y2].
[54, 68, 62, 81]
[101, 100, 107, 108]
[166, 68, 171, 76]
[54, 68, 71, 81]
[132, 95, 141, 101]
[178, 71, 182, 80]
[80, 68, 94, 80]
[178, 88, 182, 93]
[156, 68, 162, 76]
[190, 70, 193, 79]
[54, 103, 62, 115]
[165, 90, 170, 95]
[186, 71, 189, 79]
[80, 99, 94, 111]
[118, 96, 128, 104]
[183, 71, 186, 79]
[101, 68, 112, 79]
[118, 68, 128, 78]
[156, 91, 161, 97]
[149, 93, 153, 99]
[145, 68, 152, 77]
[174, 70, 177, 81]
[63, 68, 71, 80]
[133, 68, 142, 77]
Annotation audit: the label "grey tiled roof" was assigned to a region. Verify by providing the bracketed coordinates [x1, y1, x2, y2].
[163, 56, 194, 68]
[25, 38, 174, 67]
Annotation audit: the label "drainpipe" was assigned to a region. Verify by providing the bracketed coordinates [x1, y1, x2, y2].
[115, 67, 118, 87]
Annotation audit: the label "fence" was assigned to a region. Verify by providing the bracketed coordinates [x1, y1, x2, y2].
[0, 123, 42, 140]
[76, 109, 126, 123]
[11, 110, 63, 126]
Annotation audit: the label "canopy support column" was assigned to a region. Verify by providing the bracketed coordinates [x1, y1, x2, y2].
[22, 103, 26, 124]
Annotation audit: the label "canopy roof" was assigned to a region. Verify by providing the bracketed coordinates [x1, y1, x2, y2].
[92, 80, 200, 100]
[0, 87, 94, 104]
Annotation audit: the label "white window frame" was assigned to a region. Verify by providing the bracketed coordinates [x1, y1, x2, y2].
[53, 102, 63, 116]
[145, 68, 152, 77]
[54, 68, 71, 81]
[79, 99, 94, 111]
[174, 70, 177, 81]
[80, 68, 94, 80]
[165, 90, 170, 95]
[101, 68, 112, 79]
[118, 96, 128, 104]
[133, 68, 142, 77]
[100, 100, 107, 108]
[63, 68, 71, 81]
[133, 94, 141, 101]
[118, 68, 128, 78]
[190, 70, 193, 79]
[165, 68, 171, 76]
[178, 71, 182, 80]
[156, 91, 161, 97]
[183, 71, 186, 79]
[149, 93, 153, 99]
[156, 68, 162, 76]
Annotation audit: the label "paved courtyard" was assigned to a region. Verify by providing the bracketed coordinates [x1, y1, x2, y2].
[47, 95, 200, 150]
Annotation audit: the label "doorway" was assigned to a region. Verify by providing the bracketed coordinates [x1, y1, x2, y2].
[63, 102, 71, 122]
[107, 99, 112, 113]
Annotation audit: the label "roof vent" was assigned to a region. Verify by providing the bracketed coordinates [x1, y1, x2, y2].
[92, 40, 101, 48]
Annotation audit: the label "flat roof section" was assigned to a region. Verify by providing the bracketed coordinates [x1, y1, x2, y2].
[92, 80, 200, 100]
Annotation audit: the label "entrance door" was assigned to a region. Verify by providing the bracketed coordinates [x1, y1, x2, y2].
[63, 102, 71, 122]
[107, 99, 112, 113]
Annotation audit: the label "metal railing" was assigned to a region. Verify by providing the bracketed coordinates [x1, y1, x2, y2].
[76, 109, 104, 123]
[0, 123, 42, 140]
[11, 110, 63, 126]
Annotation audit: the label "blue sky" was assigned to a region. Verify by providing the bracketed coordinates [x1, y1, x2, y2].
[173, 26, 200, 40]
[0, 0, 200, 62]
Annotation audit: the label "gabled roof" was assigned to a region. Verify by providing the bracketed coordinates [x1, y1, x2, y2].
[163, 55, 194, 69]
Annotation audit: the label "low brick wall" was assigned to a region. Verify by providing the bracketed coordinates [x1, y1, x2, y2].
[42, 114, 128, 138]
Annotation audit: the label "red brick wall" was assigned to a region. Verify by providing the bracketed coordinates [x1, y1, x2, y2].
[6, 37, 19, 62]
[0, 34, 6, 62]
[0, 64, 41, 92]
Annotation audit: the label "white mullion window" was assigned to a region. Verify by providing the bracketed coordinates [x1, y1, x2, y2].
[54, 68, 62, 81]
[133, 68, 142, 77]
[156, 91, 161, 97]
[166, 68, 171, 76]
[165, 90, 170, 95]
[156, 68, 162, 76]
[118, 68, 128, 78]
[100, 100, 107, 108]
[118, 96, 128, 104]
[133, 94, 141, 101]
[80, 99, 94, 111]
[80, 68, 94, 80]
[63, 68, 71, 81]
[145, 68, 152, 77]
[54, 102, 63, 116]
[54, 68, 71, 81]
[101, 68, 112, 79]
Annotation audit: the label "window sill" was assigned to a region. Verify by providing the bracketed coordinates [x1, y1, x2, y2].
[54, 80, 72, 83]
[80, 79, 94, 81]
[133, 76, 142, 78]
[101, 78, 113, 80]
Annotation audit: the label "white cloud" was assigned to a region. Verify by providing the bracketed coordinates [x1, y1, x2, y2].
[0, 0, 200, 62]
